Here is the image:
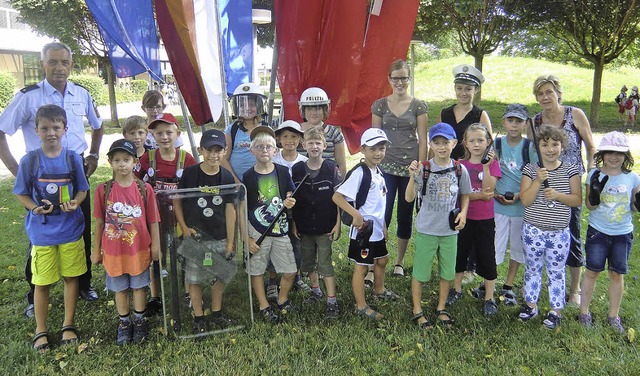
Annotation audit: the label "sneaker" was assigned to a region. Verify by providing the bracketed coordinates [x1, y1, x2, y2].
[209, 312, 237, 329]
[116, 320, 133, 346]
[132, 317, 148, 343]
[25, 303, 35, 319]
[277, 300, 297, 316]
[518, 305, 539, 322]
[193, 316, 207, 334]
[483, 299, 498, 316]
[266, 284, 279, 303]
[372, 288, 400, 301]
[567, 292, 581, 306]
[446, 289, 463, 306]
[543, 311, 561, 329]
[294, 278, 312, 293]
[80, 287, 99, 301]
[145, 298, 163, 317]
[303, 291, 323, 305]
[471, 283, 486, 299]
[462, 271, 476, 285]
[577, 312, 593, 327]
[325, 302, 340, 319]
[608, 316, 625, 333]
[260, 306, 280, 324]
[501, 289, 517, 306]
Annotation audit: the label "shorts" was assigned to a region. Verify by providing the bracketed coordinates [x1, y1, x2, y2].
[348, 239, 388, 266]
[182, 239, 227, 284]
[300, 233, 335, 277]
[456, 218, 497, 280]
[31, 237, 87, 286]
[585, 226, 633, 274]
[413, 233, 457, 282]
[106, 268, 151, 293]
[248, 225, 296, 276]
[494, 213, 525, 264]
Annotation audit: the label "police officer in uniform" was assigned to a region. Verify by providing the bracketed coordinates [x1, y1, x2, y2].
[0, 42, 103, 317]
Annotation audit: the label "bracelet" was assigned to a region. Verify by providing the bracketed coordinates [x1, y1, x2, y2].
[87, 152, 99, 160]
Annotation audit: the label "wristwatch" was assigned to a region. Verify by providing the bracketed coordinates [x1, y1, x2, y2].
[87, 152, 99, 160]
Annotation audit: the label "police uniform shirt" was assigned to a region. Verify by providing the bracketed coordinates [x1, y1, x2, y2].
[0, 79, 102, 154]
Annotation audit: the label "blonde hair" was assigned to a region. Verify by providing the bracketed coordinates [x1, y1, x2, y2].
[250, 132, 276, 149]
[533, 75, 563, 102]
[304, 126, 326, 143]
[462, 123, 493, 160]
[122, 115, 147, 135]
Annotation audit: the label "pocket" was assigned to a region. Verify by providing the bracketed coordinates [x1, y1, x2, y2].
[67, 102, 87, 117]
[586, 226, 600, 240]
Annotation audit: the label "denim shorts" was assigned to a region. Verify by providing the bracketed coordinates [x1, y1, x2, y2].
[585, 226, 633, 274]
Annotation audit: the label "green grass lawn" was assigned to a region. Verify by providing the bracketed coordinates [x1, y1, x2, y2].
[2, 56, 640, 374]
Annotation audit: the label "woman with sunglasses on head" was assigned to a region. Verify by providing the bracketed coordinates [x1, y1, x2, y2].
[371, 59, 429, 278]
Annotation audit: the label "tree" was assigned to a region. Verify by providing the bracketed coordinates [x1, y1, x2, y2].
[10, 0, 120, 126]
[518, 0, 640, 125]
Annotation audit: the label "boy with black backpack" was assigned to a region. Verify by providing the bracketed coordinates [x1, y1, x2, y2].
[493, 104, 538, 305]
[14, 105, 90, 352]
[333, 128, 396, 321]
[405, 122, 471, 328]
[137, 113, 197, 314]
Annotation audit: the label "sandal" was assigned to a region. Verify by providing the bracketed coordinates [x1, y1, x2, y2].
[364, 270, 374, 288]
[393, 264, 405, 277]
[436, 309, 455, 326]
[354, 305, 383, 321]
[412, 311, 434, 329]
[60, 325, 79, 346]
[372, 288, 400, 301]
[32, 331, 50, 353]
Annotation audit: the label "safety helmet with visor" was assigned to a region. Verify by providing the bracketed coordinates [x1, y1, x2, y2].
[230, 82, 267, 119]
[299, 87, 331, 120]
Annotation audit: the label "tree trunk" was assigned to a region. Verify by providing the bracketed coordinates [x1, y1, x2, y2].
[474, 54, 483, 104]
[590, 61, 604, 127]
[106, 60, 119, 127]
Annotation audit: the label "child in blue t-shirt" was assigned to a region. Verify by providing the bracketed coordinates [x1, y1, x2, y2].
[14, 104, 89, 352]
[579, 131, 640, 333]
[493, 104, 538, 305]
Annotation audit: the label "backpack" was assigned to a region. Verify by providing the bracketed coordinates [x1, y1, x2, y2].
[146, 148, 187, 184]
[26, 149, 77, 205]
[494, 137, 530, 170]
[337, 161, 373, 226]
[416, 159, 462, 212]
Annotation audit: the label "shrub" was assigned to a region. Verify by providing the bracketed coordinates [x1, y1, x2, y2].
[130, 79, 148, 95]
[0, 71, 16, 111]
[69, 75, 108, 105]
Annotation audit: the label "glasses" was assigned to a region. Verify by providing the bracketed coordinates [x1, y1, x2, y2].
[145, 105, 165, 111]
[389, 76, 410, 83]
[252, 145, 275, 151]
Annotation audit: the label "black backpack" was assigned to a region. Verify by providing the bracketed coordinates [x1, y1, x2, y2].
[416, 159, 462, 212]
[338, 161, 373, 225]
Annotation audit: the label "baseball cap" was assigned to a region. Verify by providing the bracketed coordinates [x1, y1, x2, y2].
[108, 138, 137, 157]
[502, 104, 530, 120]
[200, 129, 226, 149]
[598, 131, 629, 152]
[249, 125, 276, 141]
[429, 122, 456, 140]
[452, 64, 485, 86]
[360, 128, 390, 147]
[148, 113, 179, 129]
[275, 120, 304, 137]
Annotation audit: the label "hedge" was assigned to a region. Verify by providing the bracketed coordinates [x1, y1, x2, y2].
[0, 71, 16, 111]
[69, 75, 108, 105]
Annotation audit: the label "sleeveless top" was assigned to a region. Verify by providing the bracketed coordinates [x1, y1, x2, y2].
[440, 104, 483, 160]
[533, 106, 585, 175]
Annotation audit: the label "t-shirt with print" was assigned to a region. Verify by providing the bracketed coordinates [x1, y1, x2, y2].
[94, 180, 160, 277]
[244, 166, 295, 237]
[138, 149, 197, 192]
[494, 137, 539, 217]
[461, 159, 501, 220]
[586, 169, 640, 236]
[178, 164, 235, 240]
[414, 159, 472, 236]
[225, 122, 255, 181]
[335, 164, 387, 242]
[522, 162, 578, 231]
[13, 148, 90, 246]
[272, 151, 307, 176]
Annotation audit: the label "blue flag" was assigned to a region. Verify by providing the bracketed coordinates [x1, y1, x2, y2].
[219, 0, 254, 95]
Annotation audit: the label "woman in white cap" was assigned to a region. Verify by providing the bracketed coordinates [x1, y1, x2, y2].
[438, 64, 492, 161]
[370, 59, 428, 277]
[530, 74, 596, 306]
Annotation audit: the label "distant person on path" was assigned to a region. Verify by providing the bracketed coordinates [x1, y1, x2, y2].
[14, 105, 90, 352]
[0, 41, 103, 317]
[625, 86, 639, 127]
[579, 132, 640, 333]
[530, 74, 596, 307]
[371, 59, 428, 278]
[615, 85, 628, 124]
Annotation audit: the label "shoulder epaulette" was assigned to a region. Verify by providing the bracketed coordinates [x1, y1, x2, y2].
[20, 84, 40, 94]
[70, 81, 89, 92]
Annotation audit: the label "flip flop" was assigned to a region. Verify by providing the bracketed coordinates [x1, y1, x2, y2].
[32, 331, 50, 353]
[60, 325, 79, 346]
